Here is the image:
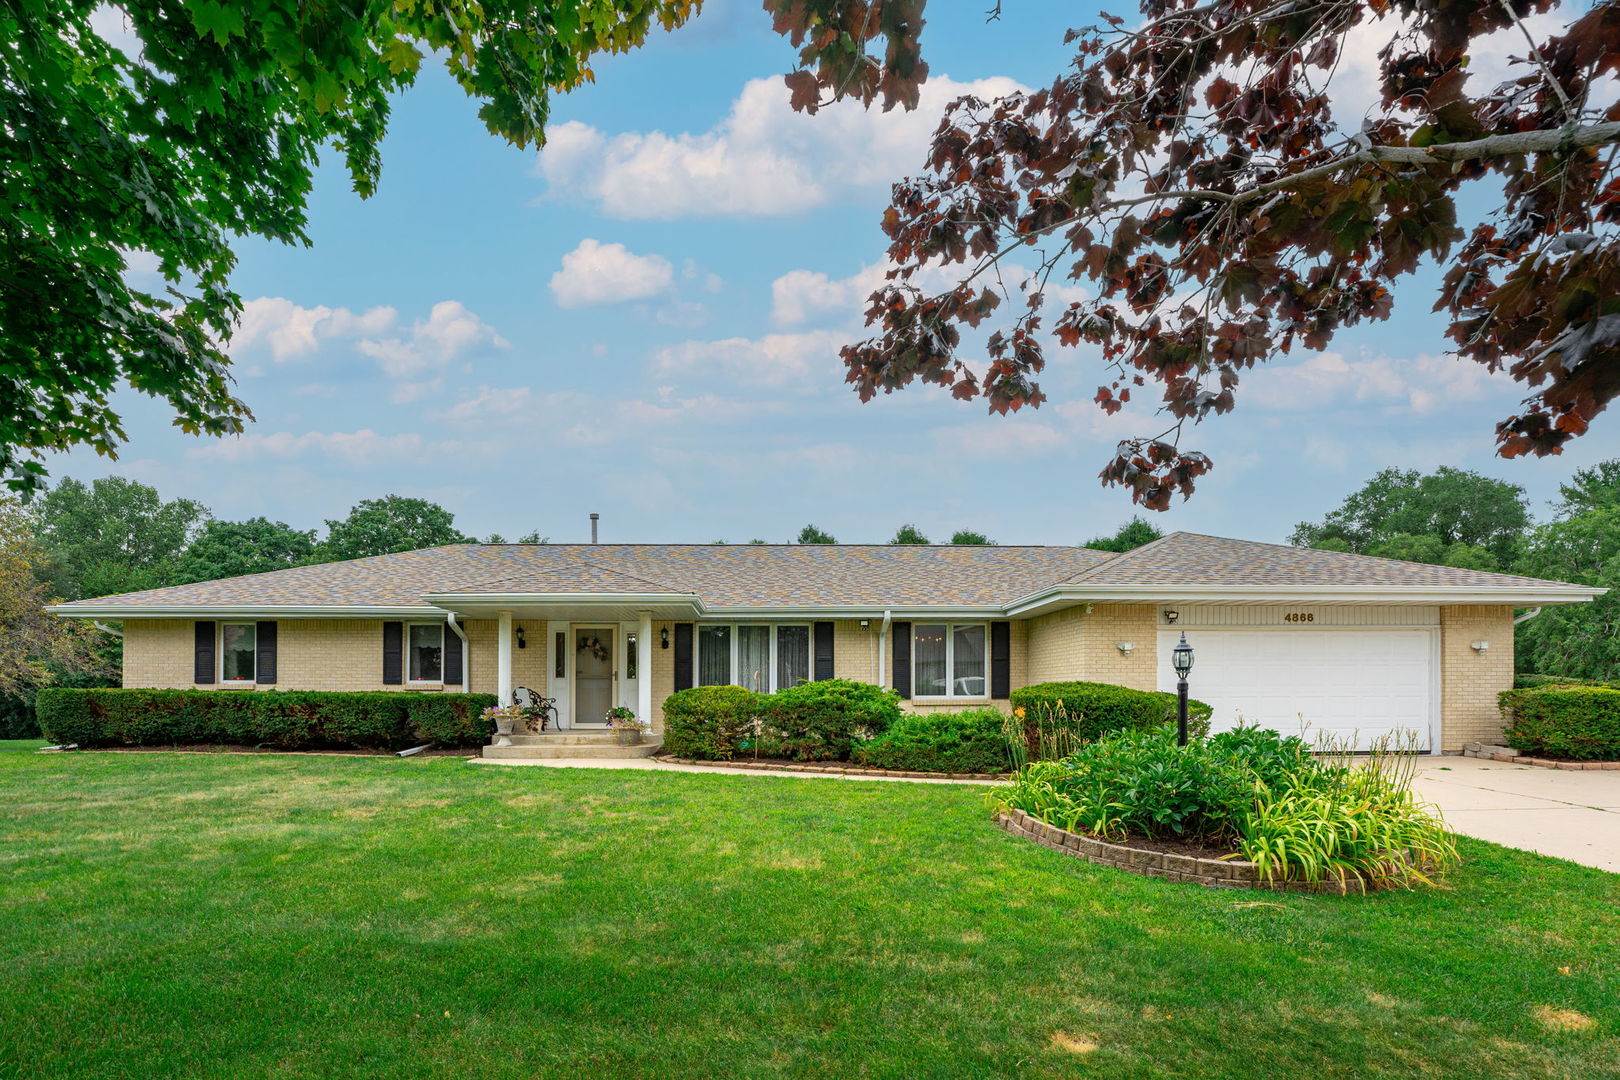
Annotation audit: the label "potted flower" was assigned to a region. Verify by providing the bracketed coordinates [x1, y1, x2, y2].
[482, 703, 527, 747]
[605, 706, 645, 746]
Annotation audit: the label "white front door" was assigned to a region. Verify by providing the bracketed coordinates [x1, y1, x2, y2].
[573, 627, 615, 727]
[1156, 628, 1436, 751]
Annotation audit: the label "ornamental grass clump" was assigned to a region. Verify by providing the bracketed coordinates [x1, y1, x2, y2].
[991, 726, 1458, 890]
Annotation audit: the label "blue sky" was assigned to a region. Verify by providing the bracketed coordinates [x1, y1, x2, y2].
[65, 0, 1608, 545]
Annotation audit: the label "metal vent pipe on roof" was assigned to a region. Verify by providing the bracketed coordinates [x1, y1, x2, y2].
[590, 513, 599, 544]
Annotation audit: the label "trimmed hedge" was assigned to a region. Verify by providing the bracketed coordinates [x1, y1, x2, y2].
[35, 688, 497, 750]
[662, 685, 762, 760]
[1500, 686, 1620, 760]
[852, 708, 1011, 774]
[1008, 680, 1213, 748]
[757, 679, 902, 761]
[1513, 673, 1615, 690]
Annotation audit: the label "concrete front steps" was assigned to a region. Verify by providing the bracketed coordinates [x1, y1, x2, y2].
[481, 731, 663, 760]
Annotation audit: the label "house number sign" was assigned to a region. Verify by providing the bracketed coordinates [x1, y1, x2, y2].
[1282, 612, 1315, 623]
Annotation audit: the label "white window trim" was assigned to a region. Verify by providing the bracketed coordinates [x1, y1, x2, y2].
[912, 622, 990, 700]
[698, 623, 812, 693]
[406, 621, 446, 685]
[219, 621, 256, 685]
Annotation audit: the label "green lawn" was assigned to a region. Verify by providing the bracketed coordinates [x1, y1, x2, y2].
[2, 746, 1616, 1079]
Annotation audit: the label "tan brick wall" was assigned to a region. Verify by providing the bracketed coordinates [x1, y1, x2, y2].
[1024, 604, 1157, 690]
[1027, 608, 1085, 684]
[121, 620, 196, 689]
[650, 621, 675, 733]
[122, 617, 519, 695]
[1078, 605, 1158, 690]
[1440, 605, 1515, 750]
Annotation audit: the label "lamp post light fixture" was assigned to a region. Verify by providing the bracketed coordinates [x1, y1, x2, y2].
[1170, 631, 1195, 746]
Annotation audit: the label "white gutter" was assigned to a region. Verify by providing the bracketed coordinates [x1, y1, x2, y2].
[444, 611, 469, 694]
[1004, 583, 1606, 617]
[48, 604, 434, 618]
[1513, 607, 1544, 625]
[92, 621, 122, 637]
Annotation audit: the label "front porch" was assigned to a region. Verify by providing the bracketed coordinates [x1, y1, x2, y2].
[481, 729, 664, 760]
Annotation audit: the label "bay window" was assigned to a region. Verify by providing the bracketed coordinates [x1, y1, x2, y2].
[407, 623, 444, 684]
[698, 624, 812, 692]
[912, 623, 988, 698]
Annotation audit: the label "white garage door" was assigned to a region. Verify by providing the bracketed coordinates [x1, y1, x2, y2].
[1156, 629, 1435, 751]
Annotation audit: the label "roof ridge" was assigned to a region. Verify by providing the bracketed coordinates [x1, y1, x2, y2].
[1060, 530, 1188, 584]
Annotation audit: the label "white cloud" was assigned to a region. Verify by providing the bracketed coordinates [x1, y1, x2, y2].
[1244, 351, 1510, 414]
[549, 239, 676, 308]
[190, 429, 458, 466]
[653, 330, 848, 388]
[229, 297, 396, 362]
[535, 74, 1027, 219]
[772, 264, 887, 326]
[435, 385, 780, 439]
[355, 300, 507, 378]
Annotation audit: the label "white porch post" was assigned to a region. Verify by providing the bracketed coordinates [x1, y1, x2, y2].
[497, 609, 513, 706]
[637, 611, 653, 732]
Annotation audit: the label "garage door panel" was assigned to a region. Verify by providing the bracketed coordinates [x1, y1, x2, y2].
[1157, 629, 1432, 751]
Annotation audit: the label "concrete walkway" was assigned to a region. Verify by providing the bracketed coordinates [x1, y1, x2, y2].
[1411, 757, 1620, 873]
[474, 753, 1620, 872]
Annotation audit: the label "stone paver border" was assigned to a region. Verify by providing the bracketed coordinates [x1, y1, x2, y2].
[1462, 743, 1620, 771]
[995, 808, 1376, 895]
[655, 753, 1006, 781]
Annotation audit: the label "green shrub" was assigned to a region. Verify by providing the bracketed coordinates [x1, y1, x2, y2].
[34, 689, 497, 750]
[757, 679, 902, 761]
[1513, 673, 1614, 690]
[1500, 686, 1620, 760]
[853, 709, 1012, 774]
[662, 685, 762, 760]
[991, 726, 1457, 888]
[1007, 680, 1212, 754]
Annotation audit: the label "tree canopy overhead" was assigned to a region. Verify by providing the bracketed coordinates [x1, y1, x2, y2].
[2, 0, 697, 494]
[767, 0, 1620, 509]
[1290, 466, 1531, 566]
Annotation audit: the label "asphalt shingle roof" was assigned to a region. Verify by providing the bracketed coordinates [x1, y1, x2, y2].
[51, 533, 1593, 611]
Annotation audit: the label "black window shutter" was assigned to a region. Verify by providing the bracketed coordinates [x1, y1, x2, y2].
[990, 620, 1011, 699]
[255, 621, 278, 685]
[813, 621, 835, 681]
[443, 624, 464, 686]
[382, 621, 403, 685]
[673, 623, 694, 691]
[193, 621, 216, 685]
[892, 621, 912, 700]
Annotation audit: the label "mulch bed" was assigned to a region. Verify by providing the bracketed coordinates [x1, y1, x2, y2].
[1102, 831, 1241, 861]
[41, 745, 474, 758]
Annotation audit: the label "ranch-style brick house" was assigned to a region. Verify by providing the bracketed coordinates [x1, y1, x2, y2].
[49, 532, 1602, 755]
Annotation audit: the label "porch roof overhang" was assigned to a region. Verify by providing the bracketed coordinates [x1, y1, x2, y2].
[420, 591, 707, 622]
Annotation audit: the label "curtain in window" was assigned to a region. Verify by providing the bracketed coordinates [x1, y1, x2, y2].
[737, 626, 770, 693]
[222, 624, 256, 682]
[952, 625, 987, 697]
[776, 625, 810, 689]
[409, 624, 443, 681]
[699, 625, 731, 686]
[913, 624, 948, 697]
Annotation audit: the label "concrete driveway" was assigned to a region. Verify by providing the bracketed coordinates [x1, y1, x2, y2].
[1413, 757, 1620, 873]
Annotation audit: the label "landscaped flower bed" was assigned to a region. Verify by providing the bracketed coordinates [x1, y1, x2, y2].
[990, 727, 1458, 892]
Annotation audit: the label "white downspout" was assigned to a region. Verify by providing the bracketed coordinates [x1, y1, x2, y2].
[445, 612, 469, 693]
[92, 621, 123, 637]
[878, 609, 892, 690]
[638, 611, 653, 735]
[1513, 607, 1544, 625]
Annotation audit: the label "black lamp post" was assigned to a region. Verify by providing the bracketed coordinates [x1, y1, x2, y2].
[1170, 631, 1195, 746]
